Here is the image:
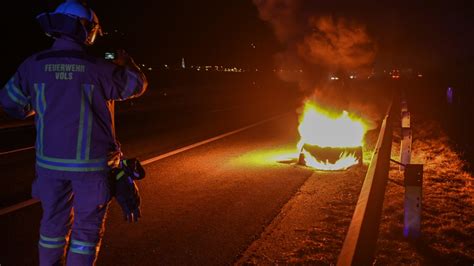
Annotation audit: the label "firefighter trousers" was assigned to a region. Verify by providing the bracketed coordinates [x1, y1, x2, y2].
[32, 170, 111, 266]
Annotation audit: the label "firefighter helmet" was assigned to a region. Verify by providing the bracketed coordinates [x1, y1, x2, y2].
[37, 0, 102, 45]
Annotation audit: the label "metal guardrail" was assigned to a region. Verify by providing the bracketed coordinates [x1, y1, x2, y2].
[337, 103, 393, 266]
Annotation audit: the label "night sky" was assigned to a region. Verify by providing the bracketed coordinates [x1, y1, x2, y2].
[2, 0, 473, 81]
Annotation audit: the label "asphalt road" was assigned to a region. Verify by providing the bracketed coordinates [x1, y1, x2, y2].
[1, 111, 323, 265]
[0, 99, 293, 208]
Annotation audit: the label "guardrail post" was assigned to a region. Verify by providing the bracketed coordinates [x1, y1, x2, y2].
[401, 111, 410, 128]
[404, 164, 423, 238]
[400, 109, 412, 171]
[401, 100, 408, 113]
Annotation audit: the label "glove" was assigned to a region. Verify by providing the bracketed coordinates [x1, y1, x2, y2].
[110, 158, 145, 222]
[115, 175, 141, 222]
[120, 158, 146, 180]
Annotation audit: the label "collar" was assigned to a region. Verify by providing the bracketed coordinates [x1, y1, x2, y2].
[52, 37, 85, 51]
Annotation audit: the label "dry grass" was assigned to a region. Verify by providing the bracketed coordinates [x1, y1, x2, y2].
[375, 121, 474, 265]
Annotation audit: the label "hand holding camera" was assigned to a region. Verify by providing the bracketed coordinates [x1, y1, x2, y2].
[106, 49, 142, 73]
[112, 49, 132, 66]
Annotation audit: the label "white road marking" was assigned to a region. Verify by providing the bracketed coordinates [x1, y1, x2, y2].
[0, 146, 35, 156]
[0, 113, 286, 216]
[0, 199, 39, 216]
[0, 106, 248, 156]
[141, 113, 284, 165]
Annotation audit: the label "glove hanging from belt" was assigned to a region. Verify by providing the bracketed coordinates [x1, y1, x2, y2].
[110, 158, 145, 222]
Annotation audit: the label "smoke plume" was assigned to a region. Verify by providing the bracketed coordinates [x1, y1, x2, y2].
[298, 16, 376, 71]
[253, 0, 388, 127]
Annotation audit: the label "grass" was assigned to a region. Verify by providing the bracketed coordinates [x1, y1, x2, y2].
[375, 120, 474, 265]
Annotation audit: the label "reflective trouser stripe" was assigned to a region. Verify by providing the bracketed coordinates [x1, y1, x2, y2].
[70, 239, 96, 255]
[76, 84, 95, 160]
[39, 234, 66, 249]
[34, 83, 46, 156]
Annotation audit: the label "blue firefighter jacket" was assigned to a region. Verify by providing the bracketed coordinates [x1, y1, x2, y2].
[0, 38, 147, 173]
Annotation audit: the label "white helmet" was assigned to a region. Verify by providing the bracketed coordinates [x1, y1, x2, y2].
[37, 0, 102, 45]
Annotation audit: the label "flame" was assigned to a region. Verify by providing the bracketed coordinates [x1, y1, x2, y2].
[301, 150, 359, 170]
[297, 101, 366, 170]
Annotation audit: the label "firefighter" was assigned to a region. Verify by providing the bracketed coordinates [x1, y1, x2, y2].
[0, 0, 147, 265]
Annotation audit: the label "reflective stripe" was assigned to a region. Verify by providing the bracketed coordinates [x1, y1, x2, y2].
[37, 156, 107, 167]
[6, 78, 28, 106]
[70, 247, 95, 255]
[83, 85, 94, 159]
[41, 84, 47, 114]
[122, 69, 139, 99]
[71, 239, 96, 247]
[39, 242, 65, 249]
[76, 85, 85, 158]
[6, 87, 27, 106]
[40, 234, 66, 242]
[37, 154, 106, 163]
[37, 161, 107, 172]
[34, 83, 46, 156]
[70, 239, 96, 255]
[39, 234, 67, 249]
[39, 239, 66, 247]
[77, 84, 94, 160]
[116, 170, 125, 180]
[36, 153, 108, 172]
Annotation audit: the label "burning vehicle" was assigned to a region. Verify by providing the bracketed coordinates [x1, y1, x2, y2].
[296, 101, 367, 171]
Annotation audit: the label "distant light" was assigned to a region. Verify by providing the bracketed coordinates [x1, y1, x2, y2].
[417, 73, 423, 78]
[330, 76, 339, 80]
[147, 67, 152, 71]
[349, 75, 356, 79]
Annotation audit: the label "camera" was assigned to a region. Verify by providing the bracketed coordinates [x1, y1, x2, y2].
[104, 52, 116, 60]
